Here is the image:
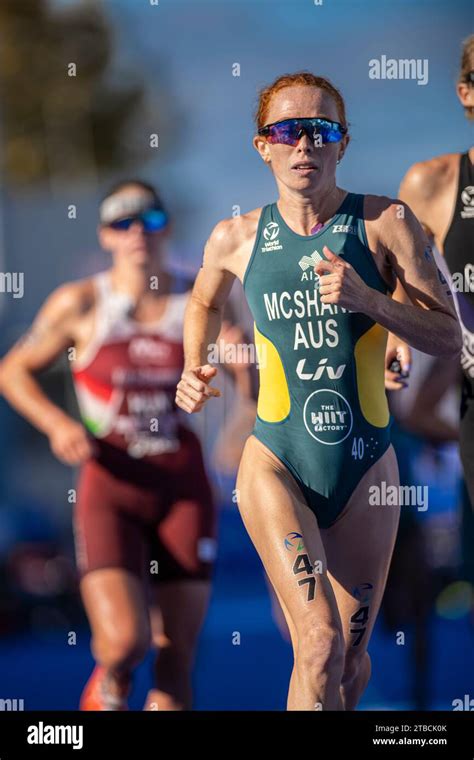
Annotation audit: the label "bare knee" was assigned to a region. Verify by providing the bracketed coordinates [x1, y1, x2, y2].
[93, 627, 150, 672]
[296, 623, 345, 681]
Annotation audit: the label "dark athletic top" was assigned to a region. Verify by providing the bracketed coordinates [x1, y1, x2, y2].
[443, 151, 474, 507]
[444, 151, 474, 383]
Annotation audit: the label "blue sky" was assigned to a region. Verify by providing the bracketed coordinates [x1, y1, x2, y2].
[9, 0, 471, 298]
[84, 0, 473, 268]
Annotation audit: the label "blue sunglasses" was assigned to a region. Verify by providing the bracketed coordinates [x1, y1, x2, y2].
[258, 117, 347, 145]
[108, 208, 168, 232]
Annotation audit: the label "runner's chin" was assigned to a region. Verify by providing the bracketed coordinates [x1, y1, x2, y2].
[128, 246, 150, 262]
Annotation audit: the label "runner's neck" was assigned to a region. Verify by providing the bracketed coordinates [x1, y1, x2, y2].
[108, 266, 172, 301]
[275, 186, 347, 236]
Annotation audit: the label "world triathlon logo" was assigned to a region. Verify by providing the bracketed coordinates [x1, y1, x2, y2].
[303, 388, 353, 445]
[261, 222, 283, 252]
[284, 531, 305, 551]
[263, 222, 279, 241]
[461, 186, 474, 219]
[352, 582, 374, 603]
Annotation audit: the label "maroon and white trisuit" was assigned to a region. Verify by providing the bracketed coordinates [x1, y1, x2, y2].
[71, 272, 217, 584]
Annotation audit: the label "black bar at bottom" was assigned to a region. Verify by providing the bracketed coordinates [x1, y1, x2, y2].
[0, 710, 473, 757]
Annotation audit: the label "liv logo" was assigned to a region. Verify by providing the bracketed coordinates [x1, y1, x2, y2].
[297, 357, 346, 381]
[452, 694, 474, 710]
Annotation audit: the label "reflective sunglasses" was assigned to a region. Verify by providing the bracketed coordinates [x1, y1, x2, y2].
[258, 117, 347, 146]
[465, 71, 474, 85]
[107, 208, 168, 232]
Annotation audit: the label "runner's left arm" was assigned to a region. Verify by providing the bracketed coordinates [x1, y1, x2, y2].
[316, 198, 462, 357]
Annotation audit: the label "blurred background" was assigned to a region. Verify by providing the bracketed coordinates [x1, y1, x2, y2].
[0, 0, 473, 710]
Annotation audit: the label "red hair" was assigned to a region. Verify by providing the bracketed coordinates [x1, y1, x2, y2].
[255, 71, 348, 131]
[459, 35, 474, 120]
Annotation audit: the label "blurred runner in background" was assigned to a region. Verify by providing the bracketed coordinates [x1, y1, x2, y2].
[0, 180, 251, 710]
[399, 35, 474, 508]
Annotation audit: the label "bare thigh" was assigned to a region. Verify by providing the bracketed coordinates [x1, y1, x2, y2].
[321, 445, 400, 664]
[236, 435, 343, 646]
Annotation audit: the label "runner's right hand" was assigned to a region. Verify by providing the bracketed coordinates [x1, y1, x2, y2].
[48, 417, 96, 465]
[175, 364, 221, 413]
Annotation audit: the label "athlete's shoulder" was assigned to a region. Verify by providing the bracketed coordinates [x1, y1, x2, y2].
[39, 276, 96, 323]
[363, 194, 420, 248]
[206, 208, 263, 261]
[363, 194, 411, 222]
[399, 154, 458, 202]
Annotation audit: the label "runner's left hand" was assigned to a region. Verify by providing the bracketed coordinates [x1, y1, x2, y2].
[385, 338, 411, 391]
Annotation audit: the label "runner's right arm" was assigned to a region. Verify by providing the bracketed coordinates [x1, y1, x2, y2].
[0, 283, 94, 464]
[177, 220, 237, 414]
